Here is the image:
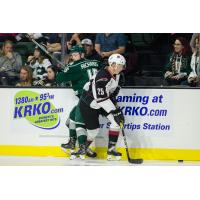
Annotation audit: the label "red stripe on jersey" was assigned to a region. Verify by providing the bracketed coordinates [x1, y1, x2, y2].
[109, 130, 119, 136]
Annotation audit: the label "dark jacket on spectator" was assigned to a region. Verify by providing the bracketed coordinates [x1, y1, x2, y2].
[85, 50, 103, 62]
[164, 53, 191, 78]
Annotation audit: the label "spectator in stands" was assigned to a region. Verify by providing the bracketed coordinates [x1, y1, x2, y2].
[27, 46, 51, 86]
[47, 33, 62, 53]
[47, 34, 96, 65]
[79, 34, 96, 43]
[16, 66, 33, 87]
[81, 38, 102, 62]
[187, 35, 200, 86]
[33, 65, 58, 87]
[171, 33, 192, 44]
[95, 33, 126, 59]
[46, 33, 62, 65]
[0, 40, 22, 85]
[47, 33, 76, 66]
[190, 33, 200, 53]
[43, 65, 58, 86]
[66, 34, 96, 50]
[67, 33, 81, 49]
[164, 37, 191, 86]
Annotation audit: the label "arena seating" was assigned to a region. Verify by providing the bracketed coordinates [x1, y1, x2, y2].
[0, 33, 192, 86]
[0, 42, 35, 64]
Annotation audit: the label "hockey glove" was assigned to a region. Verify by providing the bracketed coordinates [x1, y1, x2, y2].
[110, 108, 124, 126]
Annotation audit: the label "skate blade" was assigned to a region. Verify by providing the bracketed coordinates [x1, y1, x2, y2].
[61, 147, 75, 154]
[86, 153, 97, 158]
[69, 154, 77, 160]
[80, 155, 86, 160]
[107, 155, 121, 161]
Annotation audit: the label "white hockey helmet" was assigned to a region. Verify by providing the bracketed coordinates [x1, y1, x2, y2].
[108, 53, 126, 68]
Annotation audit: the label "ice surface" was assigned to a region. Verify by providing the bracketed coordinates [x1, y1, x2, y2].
[0, 156, 199, 166]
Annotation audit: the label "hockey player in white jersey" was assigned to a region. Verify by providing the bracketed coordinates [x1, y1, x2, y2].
[78, 53, 126, 160]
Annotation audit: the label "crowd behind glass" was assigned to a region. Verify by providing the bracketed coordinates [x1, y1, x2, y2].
[0, 33, 198, 88]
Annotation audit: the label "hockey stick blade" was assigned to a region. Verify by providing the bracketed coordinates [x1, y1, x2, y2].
[120, 123, 143, 165]
[128, 158, 143, 164]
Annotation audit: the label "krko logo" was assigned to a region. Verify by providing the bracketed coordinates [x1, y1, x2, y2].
[13, 90, 63, 130]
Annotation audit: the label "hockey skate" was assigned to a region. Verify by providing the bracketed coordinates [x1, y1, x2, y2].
[85, 141, 97, 158]
[107, 148, 122, 161]
[86, 148, 97, 158]
[70, 144, 86, 160]
[61, 137, 76, 153]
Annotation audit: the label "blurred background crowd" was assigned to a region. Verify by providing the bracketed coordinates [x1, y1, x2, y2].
[0, 33, 198, 87]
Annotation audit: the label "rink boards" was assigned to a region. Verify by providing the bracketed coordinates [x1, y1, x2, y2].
[0, 87, 200, 161]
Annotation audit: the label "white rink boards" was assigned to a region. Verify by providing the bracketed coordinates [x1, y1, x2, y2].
[0, 87, 200, 162]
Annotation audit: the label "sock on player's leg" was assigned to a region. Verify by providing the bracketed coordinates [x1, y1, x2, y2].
[107, 130, 122, 160]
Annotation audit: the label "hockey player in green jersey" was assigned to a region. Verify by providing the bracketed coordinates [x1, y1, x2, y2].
[56, 45, 101, 159]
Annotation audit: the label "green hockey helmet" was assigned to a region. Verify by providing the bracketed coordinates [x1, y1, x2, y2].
[70, 45, 85, 54]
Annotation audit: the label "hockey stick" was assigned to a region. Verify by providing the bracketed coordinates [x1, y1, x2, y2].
[24, 34, 66, 68]
[120, 123, 143, 164]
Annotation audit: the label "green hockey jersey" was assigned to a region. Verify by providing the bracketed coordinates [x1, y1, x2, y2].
[56, 59, 101, 96]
